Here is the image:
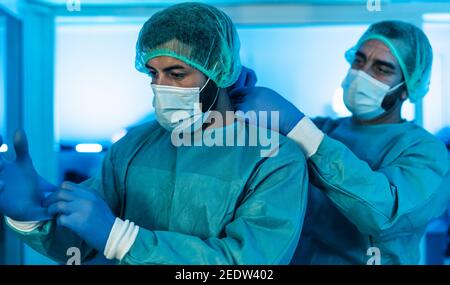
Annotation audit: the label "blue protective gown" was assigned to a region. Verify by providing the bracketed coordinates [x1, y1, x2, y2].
[10, 120, 308, 265]
[291, 117, 450, 264]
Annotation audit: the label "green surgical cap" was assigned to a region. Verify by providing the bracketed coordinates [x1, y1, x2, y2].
[345, 20, 433, 102]
[135, 2, 242, 88]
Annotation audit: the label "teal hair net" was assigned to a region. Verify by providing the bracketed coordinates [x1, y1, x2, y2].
[345, 20, 433, 102]
[135, 2, 242, 88]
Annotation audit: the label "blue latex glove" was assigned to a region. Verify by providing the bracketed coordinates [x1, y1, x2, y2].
[43, 181, 116, 253]
[227, 66, 258, 97]
[0, 130, 56, 221]
[230, 86, 305, 136]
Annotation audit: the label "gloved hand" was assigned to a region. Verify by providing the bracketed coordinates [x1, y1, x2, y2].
[43, 182, 116, 253]
[227, 66, 258, 97]
[230, 86, 305, 136]
[0, 130, 56, 221]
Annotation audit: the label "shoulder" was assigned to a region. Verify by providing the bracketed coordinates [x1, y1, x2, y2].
[396, 123, 449, 173]
[311, 116, 347, 133]
[399, 123, 447, 150]
[109, 120, 163, 157]
[279, 132, 305, 160]
[245, 122, 306, 166]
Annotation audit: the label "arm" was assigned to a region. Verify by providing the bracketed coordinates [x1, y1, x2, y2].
[6, 147, 121, 264]
[288, 117, 450, 238]
[0, 131, 55, 221]
[229, 82, 449, 237]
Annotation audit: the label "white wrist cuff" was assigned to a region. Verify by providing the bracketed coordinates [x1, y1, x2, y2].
[104, 218, 139, 261]
[5, 217, 43, 232]
[287, 117, 325, 158]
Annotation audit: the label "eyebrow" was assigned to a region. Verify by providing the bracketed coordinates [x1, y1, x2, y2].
[145, 64, 188, 72]
[355, 51, 397, 70]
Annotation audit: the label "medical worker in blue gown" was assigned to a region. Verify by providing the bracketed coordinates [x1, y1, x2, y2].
[0, 3, 308, 264]
[231, 20, 450, 264]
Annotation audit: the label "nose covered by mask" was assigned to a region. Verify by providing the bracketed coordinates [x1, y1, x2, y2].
[342, 69, 404, 120]
[152, 78, 218, 132]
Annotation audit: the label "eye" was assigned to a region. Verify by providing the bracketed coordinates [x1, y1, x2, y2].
[375, 65, 392, 75]
[149, 70, 158, 78]
[171, 72, 186, 80]
[352, 57, 364, 68]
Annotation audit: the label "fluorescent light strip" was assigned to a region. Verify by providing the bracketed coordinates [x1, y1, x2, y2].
[423, 13, 450, 23]
[75, 143, 103, 153]
[0, 144, 8, 153]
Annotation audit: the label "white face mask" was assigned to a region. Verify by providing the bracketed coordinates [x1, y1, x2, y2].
[342, 69, 404, 120]
[151, 78, 218, 132]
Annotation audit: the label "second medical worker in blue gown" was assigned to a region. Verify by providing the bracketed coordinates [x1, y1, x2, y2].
[232, 21, 450, 264]
[0, 3, 308, 264]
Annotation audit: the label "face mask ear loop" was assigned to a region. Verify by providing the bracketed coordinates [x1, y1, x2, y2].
[199, 62, 219, 93]
[200, 77, 211, 93]
[382, 81, 406, 114]
[384, 81, 406, 103]
[388, 81, 405, 94]
[206, 88, 220, 113]
[200, 88, 220, 130]
[199, 77, 219, 113]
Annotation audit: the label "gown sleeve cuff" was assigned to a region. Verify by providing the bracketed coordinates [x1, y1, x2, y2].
[287, 116, 325, 158]
[104, 217, 140, 261]
[5, 217, 43, 232]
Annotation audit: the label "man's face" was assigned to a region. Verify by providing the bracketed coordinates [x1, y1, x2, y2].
[351, 40, 404, 88]
[146, 56, 217, 112]
[350, 39, 407, 107]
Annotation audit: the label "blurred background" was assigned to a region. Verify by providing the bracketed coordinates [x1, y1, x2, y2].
[0, 0, 449, 265]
